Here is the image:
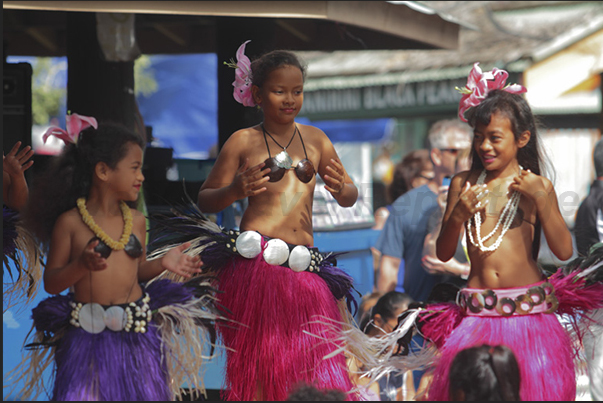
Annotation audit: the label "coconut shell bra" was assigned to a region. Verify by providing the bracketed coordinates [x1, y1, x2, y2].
[93, 234, 143, 259]
[262, 124, 316, 183]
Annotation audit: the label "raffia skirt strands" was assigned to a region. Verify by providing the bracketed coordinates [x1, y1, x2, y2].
[319, 246, 603, 402]
[3, 277, 224, 401]
[3, 205, 43, 313]
[146, 202, 362, 401]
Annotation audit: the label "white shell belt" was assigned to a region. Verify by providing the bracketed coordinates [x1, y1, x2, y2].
[69, 293, 152, 334]
[224, 230, 325, 272]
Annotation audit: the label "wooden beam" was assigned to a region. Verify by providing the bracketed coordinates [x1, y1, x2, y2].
[3, 1, 461, 50]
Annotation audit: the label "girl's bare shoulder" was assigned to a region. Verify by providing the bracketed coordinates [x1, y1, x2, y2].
[226, 126, 261, 144]
[52, 207, 81, 234]
[297, 123, 327, 139]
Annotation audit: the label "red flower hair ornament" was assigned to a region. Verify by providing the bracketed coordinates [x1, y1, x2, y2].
[224, 40, 255, 107]
[456, 62, 527, 122]
[42, 112, 98, 145]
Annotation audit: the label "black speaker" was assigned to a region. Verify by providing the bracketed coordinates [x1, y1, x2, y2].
[3, 62, 33, 152]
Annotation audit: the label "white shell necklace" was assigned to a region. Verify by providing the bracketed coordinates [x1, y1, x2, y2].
[467, 166, 522, 252]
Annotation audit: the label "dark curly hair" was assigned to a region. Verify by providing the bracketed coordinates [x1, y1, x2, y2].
[23, 122, 145, 248]
[250, 49, 307, 88]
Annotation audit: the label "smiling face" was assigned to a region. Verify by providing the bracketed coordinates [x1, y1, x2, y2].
[253, 65, 304, 125]
[108, 142, 145, 202]
[473, 111, 529, 174]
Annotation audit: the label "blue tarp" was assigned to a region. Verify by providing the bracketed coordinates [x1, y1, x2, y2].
[296, 117, 394, 143]
[137, 53, 218, 159]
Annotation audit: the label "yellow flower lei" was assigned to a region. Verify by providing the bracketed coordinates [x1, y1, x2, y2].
[76, 197, 133, 250]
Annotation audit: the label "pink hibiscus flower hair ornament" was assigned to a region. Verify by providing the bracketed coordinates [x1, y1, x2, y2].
[224, 40, 256, 107]
[456, 62, 527, 122]
[42, 112, 98, 145]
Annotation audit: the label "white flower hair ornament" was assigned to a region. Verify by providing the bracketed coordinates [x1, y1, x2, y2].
[456, 62, 527, 122]
[224, 40, 256, 107]
[42, 112, 98, 145]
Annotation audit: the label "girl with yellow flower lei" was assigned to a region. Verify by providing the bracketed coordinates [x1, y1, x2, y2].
[6, 117, 225, 402]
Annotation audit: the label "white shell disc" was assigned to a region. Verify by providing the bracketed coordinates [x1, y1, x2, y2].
[263, 238, 290, 266]
[289, 245, 311, 272]
[79, 303, 107, 334]
[104, 306, 127, 332]
[235, 231, 263, 258]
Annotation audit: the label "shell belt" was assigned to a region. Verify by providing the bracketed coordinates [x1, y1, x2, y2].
[223, 230, 326, 272]
[69, 293, 152, 334]
[456, 281, 559, 317]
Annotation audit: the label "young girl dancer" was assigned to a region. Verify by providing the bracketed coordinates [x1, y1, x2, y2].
[5, 114, 222, 401]
[3, 140, 42, 312]
[335, 63, 603, 402]
[148, 41, 360, 401]
[423, 62, 602, 400]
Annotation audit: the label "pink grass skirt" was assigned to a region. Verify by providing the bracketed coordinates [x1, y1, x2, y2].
[422, 269, 603, 401]
[426, 309, 575, 401]
[216, 254, 358, 401]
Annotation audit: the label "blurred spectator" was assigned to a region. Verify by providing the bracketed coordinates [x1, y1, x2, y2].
[575, 138, 603, 256]
[448, 344, 521, 401]
[421, 146, 472, 288]
[357, 290, 384, 331]
[574, 138, 603, 401]
[362, 291, 418, 401]
[374, 118, 472, 302]
[372, 149, 434, 291]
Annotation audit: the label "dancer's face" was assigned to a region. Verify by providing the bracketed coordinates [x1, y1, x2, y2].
[254, 65, 304, 125]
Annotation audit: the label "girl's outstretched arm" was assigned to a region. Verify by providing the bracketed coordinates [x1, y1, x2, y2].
[138, 242, 203, 281]
[44, 213, 108, 294]
[511, 170, 573, 260]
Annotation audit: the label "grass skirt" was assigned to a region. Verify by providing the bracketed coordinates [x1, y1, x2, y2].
[217, 254, 359, 401]
[425, 308, 575, 400]
[419, 253, 603, 401]
[3, 277, 222, 401]
[146, 202, 360, 401]
[329, 246, 603, 401]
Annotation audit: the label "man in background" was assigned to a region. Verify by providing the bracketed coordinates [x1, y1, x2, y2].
[374, 119, 472, 302]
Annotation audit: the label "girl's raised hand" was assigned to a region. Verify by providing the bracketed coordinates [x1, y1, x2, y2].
[162, 242, 203, 278]
[80, 238, 109, 272]
[231, 158, 270, 199]
[452, 181, 489, 223]
[510, 169, 545, 201]
[3, 141, 34, 178]
[323, 158, 345, 195]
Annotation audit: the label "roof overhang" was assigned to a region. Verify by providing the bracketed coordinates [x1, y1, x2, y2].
[525, 28, 603, 115]
[3, 1, 461, 54]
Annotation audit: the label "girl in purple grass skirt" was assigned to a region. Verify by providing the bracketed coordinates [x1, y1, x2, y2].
[4, 116, 223, 401]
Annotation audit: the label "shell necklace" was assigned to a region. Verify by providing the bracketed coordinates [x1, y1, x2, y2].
[466, 166, 522, 252]
[76, 197, 133, 250]
[262, 124, 298, 168]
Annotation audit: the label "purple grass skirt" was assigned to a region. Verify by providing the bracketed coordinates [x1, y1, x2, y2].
[216, 254, 359, 401]
[420, 270, 603, 401]
[29, 279, 208, 401]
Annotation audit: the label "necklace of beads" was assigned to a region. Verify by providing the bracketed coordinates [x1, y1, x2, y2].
[76, 197, 133, 250]
[466, 166, 522, 252]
